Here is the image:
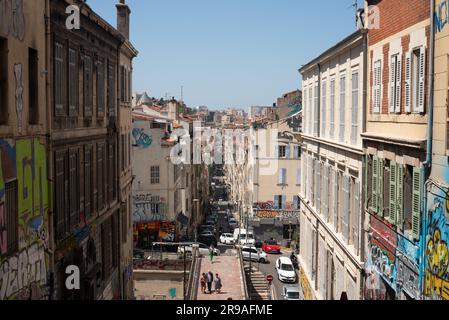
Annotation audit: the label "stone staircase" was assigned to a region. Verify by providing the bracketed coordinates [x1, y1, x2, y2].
[244, 264, 270, 300]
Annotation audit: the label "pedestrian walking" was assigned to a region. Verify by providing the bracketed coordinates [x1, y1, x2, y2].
[200, 273, 207, 294]
[206, 271, 214, 294]
[209, 244, 215, 264]
[214, 274, 222, 294]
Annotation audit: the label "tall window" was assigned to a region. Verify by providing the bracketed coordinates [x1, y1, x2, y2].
[69, 149, 79, 230]
[308, 87, 313, 135]
[54, 42, 65, 116]
[0, 37, 7, 124]
[321, 81, 327, 137]
[84, 145, 93, 220]
[151, 196, 161, 214]
[278, 168, 287, 185]
[108, 63, 115, 117]
[278, 145, 286, 158]
[120, 65, 125, 102]
[28, 48, 39, 125]
[97, 143, 105, 211]
[68, 48, 78, 116]
[84, 55, 93, 117]
[55, 150, 68, 239]
[330, 79, 335, 138]
[405, 47, 425, 113]
[97, 59, 105, 117]
[314, 84, 319, 136]
[389, 53, 402, 113]
[339, 75, 346, 143]
[2, 180, 18, 256]
[151, 166, 160, 184]
[351, 71, 359, 145]
[373, 60, 382, 113]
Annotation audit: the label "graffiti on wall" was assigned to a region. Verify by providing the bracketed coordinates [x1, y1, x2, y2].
[0, 0, 25, 41]
[299, 266, 314, 300]
[425, 194, 449, 300]
[14, 64, 24, 134]
[435, 0, 449, 33]
[369, 218, 398, 288]
[132, 128, 152, 149]
[0, 138, 50, 300]
[0, 243, 47, 300]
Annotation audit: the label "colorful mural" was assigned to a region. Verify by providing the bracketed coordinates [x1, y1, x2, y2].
[0, 138, 50, 300]
[132, 128, 152, 149]
[425, 191, 449, 300]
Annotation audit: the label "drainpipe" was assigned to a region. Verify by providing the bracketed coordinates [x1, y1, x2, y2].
[360, 28, 368, 300]
[420, 0, 435, 300]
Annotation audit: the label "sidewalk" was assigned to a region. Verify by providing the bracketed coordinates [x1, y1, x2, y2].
[197, 255, 245, 300]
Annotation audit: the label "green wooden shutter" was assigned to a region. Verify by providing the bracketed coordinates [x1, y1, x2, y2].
[372, 156, 378, 212]
[397, 165, 404, 229]
[389, 161, 397, 224]
[412, 167, 422, 240]
[378, 158, 384, 216]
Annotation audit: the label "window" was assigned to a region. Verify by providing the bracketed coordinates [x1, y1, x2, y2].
[112, 213, 118, 268]
[330, 79, 335, 138]
[372, 60, 382, 113]
[0, 37, 7, 124]
[296, 167, 301, 186]
[383, 159, 390, 219]
[321, 81, 327, 137]
[55, 150, 68, 240]
[108, 63, 115, 117]
[293, 195, 300, 210]
[97, 143, 105, 211]
[120, 65, 125, 102]
[97, 59, 105, 117]
[293, 145, 300, 159]
[151, 166, 160, 184]
[54, 41, 65, 116]
[405, 47, 426, 113]
[403, 165, 413, 233]
[278, 145, 287, 158]
[120, 134, 125, 172]
[28, 48, 39, 125]
[351, 71, 359, 145]
[366, 156, 373, 210]
[389, 53, 402, 113]
[84, 145, 93, 220]
[69, 149, 79, 230]
[308, 87, 313, 135]
[151, 196, 161, 214]
[68, 48, 78, 116]
[84, 55, 93, 117]
[314, 84, 319, 136]
[121, 201, 128, 243]
[101, 217, 113, 280]
[339, 75, 346, 143]
[2, 180, 18, 256]
[274, 195, 285, 209]
[278, 168, 287, 185]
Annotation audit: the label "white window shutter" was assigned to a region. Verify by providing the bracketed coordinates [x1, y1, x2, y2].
[278, 169, 283, 185]
[323, 164, 329, 221]
[395, 54, 402, 113]
[283, 168, 287, 185]
[353, 180, 360, 251]
[317, 162, 321, 213]
[282, 195, 287, 210]
[405, 52, 412, 113]
[372, 62, 378, 113]
[389, 56, 396, 113]
[418, 47, 426, 113]
[333, 169, 338, 230]
[378, 158, 384, 217]
[342, 175, 349, 242]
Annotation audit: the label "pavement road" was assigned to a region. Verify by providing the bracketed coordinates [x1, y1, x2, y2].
[257, 250, 304, 300]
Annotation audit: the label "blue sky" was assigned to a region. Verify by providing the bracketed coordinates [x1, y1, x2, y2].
[88, 0, 363, 110]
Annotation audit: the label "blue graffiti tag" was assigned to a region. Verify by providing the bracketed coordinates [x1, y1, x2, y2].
[132, 128, 152, 149]
[435, 0, 449, 33]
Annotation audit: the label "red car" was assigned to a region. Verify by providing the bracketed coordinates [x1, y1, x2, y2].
[262, 240, 281, 254]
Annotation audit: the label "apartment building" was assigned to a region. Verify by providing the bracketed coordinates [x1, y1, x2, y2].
[251, 113, 302, 245]
[362, 0, 430, 300]
[0, 0, 51, 300]
[49, 0, 129, 300]
[300, 29, 367, 300]
[424, 0, 449, 301]
[116, 0, 138, 300]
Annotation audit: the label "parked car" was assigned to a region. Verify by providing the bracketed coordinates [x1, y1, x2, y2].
[133, 248, 145, 260]
[178, 243, 220, 257]
[241, 246, 267, 264]
[275, 257, 297, 283]
[281, 285, 301, 300]
[198, 235, 218, 247]
[262, 240, 281, 254]
[220, 233, 235, 245]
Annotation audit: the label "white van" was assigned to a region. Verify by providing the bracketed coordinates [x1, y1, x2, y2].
[233, 229, 255, 246]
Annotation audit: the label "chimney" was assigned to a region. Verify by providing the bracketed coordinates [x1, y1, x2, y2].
[116, 0, 131, 39]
